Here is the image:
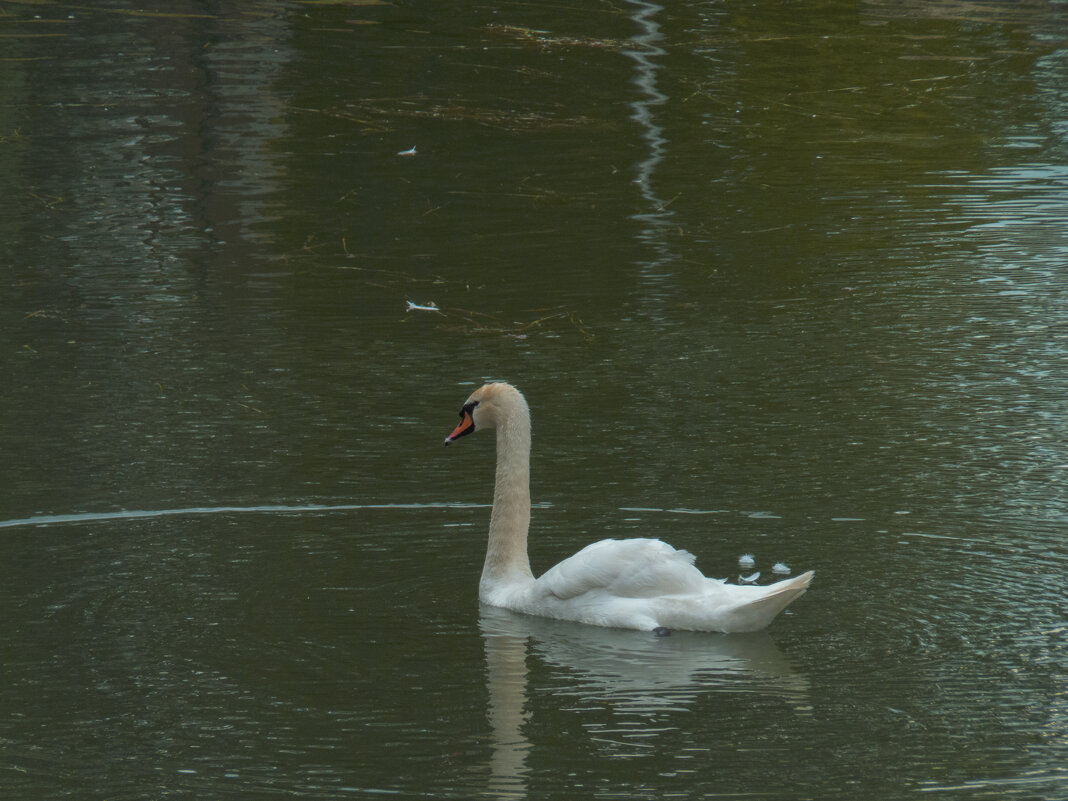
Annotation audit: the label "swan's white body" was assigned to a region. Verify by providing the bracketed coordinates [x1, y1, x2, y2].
[446, 382, 813, 633]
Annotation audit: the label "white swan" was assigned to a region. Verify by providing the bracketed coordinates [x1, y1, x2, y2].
[445, 382, 813, 633]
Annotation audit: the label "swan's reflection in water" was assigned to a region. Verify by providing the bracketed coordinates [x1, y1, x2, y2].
[479, 605, 810, 800]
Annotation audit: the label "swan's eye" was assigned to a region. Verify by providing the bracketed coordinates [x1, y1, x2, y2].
[461, 400, 479, 417]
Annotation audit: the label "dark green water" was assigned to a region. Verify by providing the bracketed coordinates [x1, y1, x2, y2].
[2, 1, 1066, 799]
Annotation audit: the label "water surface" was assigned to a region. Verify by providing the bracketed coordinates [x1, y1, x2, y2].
[2, 1, 1066, 799]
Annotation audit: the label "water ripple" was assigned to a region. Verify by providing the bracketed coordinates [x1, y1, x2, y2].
[0, 502, 492, 531]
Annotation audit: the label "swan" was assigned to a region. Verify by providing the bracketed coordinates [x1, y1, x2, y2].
[445, 381, 813, 633]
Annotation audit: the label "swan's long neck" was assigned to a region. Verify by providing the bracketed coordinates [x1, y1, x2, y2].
[481, 398, 534, 597]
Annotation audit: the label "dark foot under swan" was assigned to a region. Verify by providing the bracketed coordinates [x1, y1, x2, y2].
[445, 382, 813, 633]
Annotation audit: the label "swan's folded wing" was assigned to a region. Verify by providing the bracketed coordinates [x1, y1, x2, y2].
[536, 538, 707, 601]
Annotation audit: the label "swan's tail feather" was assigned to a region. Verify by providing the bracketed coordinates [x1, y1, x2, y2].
[726, 570, 814, 632]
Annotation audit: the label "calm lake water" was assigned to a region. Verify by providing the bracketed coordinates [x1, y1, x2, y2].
[2, 1, 1066, 799]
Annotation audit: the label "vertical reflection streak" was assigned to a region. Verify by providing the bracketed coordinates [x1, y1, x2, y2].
[482, 617, 531, 800]
[624, 0, 674, 273]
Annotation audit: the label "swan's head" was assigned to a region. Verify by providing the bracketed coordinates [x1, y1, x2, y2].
[444, 382, 525, 445]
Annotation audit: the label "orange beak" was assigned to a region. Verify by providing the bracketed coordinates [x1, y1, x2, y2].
[445, 409, 476, 445]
